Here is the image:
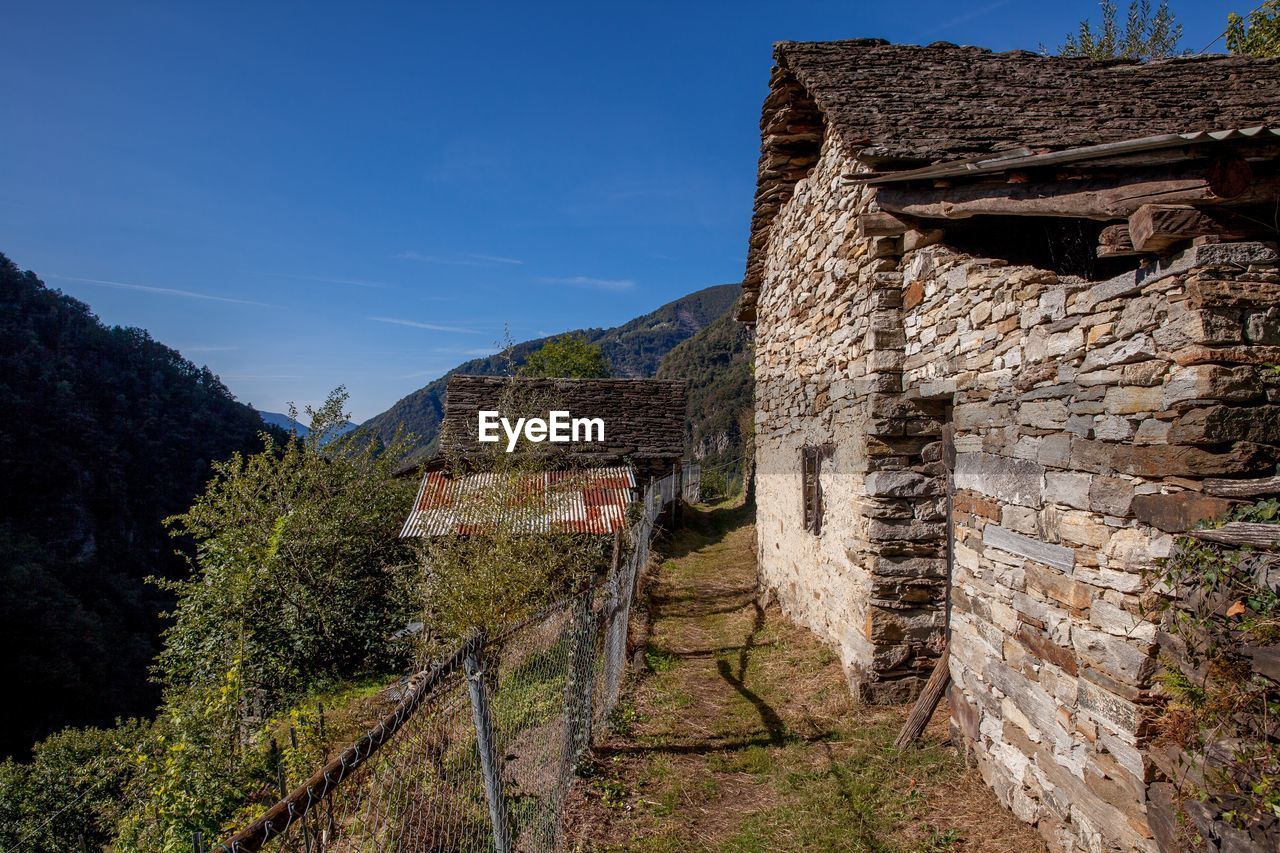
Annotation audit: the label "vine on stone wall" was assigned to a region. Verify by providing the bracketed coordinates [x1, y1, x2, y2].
[1150, 497, 1280, 843]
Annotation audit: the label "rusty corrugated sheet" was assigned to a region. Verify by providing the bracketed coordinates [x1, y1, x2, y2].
[400, 466, 637, 538]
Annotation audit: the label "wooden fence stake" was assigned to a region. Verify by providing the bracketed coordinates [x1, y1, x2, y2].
[894, 645, 951, 750]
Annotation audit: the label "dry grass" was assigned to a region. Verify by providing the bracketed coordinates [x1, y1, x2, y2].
[560, 502, 1045, 852]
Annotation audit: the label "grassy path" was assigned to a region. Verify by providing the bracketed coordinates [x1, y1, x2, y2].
[561, 503, 1044, 852]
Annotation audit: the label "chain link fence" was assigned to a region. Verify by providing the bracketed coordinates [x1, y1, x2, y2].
[681, 461, 701, 505]
[213, 471, 678, 853]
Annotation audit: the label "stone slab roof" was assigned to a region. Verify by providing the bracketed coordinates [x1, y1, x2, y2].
[777, 39, 1280, 163]
[440, 376, 687, 476]
[738, 39, 1280, 322]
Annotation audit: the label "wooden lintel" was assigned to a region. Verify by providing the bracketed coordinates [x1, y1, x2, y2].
[874, 161, 1277, 222]
[1128, 204, 1257, 253]
[857, 211, 915, 237]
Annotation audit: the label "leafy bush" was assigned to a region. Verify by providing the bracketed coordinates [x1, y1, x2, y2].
[1054, 0, 1182, 60]
[0, 722, 147, 851]
[415, 450, 608, 644]
[1229, 1, 1280, 57]
[518, 333, 611, 379]
[113, 388, 420, 849]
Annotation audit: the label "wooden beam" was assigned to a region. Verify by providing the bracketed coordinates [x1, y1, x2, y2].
[857, 211, 915, 237]
[1128, 204, 1258, 253]
[1097, 223, 1143, 258]
[1187, 522, 1280, 551]
[1202, 475, 1280, 498]
[895, 645, 950, 749]
[874, 162, 1277, 221]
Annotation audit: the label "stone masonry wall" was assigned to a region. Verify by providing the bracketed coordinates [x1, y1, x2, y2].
[910, 242, 1280, 852]
[754, 133, 948, 703]
[752, 124, 1280, 850]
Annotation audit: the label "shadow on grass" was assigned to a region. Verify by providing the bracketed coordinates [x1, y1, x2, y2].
[716, 601, 787, 746]
[661, 500, 754, 560]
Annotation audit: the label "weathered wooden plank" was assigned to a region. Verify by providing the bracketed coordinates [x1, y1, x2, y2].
[857, 211, 915, 237]
[983, 523, 1076, 572]
[895, 645, 950, 749]
[1187, 522, 1280, 551]
[1202, 475, 1280, 498]
[1128, 204, 1255, 253]
[874, 165, 1278, 221]
[1096, 223, 1142, 257]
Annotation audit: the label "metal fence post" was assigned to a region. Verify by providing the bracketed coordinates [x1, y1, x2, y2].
[464, 635, 511, 853]
[561, 589, 597, 774]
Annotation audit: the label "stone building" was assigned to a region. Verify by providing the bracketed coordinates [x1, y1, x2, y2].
[439, 375, 687, 483]
[740, 40, 1280, 851]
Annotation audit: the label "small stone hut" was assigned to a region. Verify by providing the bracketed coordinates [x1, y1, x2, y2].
[740, 40, 1280, 851]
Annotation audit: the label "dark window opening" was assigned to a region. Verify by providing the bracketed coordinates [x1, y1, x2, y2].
[801, 446, 825, 535]
[939, 216, 1134, 281]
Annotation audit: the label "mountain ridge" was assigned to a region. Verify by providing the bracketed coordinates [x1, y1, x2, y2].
[258, 409, 357, 444]
[0, 253, 274, 757]
[360, 283, 739, 458]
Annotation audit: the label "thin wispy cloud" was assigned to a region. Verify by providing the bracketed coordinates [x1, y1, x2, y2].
[367, 316, 482, 334]
[925, 0, 1015, 35]
[260, 272, 396, 289]
[182, 345, 239, 353]
[538, 275, 635, 292]
[463, 253, 524, 265]
[396, 251, 524, 266]
[48, 275, 276, 307]
[222, 373, 304, 380]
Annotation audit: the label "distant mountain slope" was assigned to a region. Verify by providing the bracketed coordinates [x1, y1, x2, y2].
[257, 410, 357, 445]
[361, 284, 738, 458]
[0, 253, 273, 757]
[656, 302, 753, 486]
[259, 410, 310, 436]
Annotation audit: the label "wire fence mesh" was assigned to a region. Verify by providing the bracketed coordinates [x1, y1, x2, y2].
[681, 461, 701, 505]
[214, 471, 678, 853]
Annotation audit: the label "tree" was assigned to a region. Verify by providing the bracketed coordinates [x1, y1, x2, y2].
[1054, 0, 1183, 60]
[0, 254, 279, 758]
[114, 388, 420, 849]
[518, 333, 611, 379]
[1228, 1, 1280, 57]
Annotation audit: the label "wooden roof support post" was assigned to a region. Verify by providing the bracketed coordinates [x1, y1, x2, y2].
[1127, 203, 1258, 253]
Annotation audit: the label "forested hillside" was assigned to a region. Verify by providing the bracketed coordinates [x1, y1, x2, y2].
[361, 283, 738, 459]
[656, 303, 753, 488]
[0, 254, 276, 758]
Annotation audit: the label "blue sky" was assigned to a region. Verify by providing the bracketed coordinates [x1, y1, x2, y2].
[0, 1, 1251, 420]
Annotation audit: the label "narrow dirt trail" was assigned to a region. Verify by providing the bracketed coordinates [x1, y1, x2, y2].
[561, 503, 1044, 852]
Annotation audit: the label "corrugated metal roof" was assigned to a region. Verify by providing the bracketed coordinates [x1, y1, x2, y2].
[860, 126, 1280, 186]
[400, 466, 637, 538]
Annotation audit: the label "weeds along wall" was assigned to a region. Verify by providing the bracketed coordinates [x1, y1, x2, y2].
[751, 130, 1280, 850]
